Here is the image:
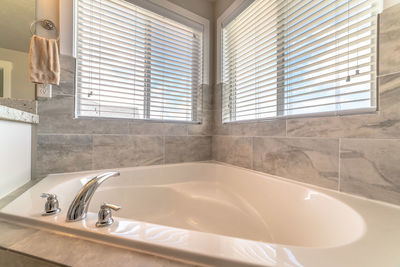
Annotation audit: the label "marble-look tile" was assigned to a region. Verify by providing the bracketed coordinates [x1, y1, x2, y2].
[287, 72, 400, 138]
[212, 136, 253, 169]
[165, 136, 212, 163]
[35, 135, 93, 177]
[93, 135, 164, 169]
[9, 230, 191, 267]
[52, 55, 75, 96]
[340, 139, 400, 205]
[229, 120, 286, 137]
[253, 137, 339, 189]
[0, 221, 38, 248]
[0, 248, 64, 267]
[213, 109, 230, 136]
[128, 121, 165, 135]
[128, 121, 187, 136]
[202, 84, 213, 111]
[38, 95, 130, 135]
[379, 71, 400, 115]
[188, 110, 213, 136]
[212, 83, 223, 111]
[379, 3, 400, 75]
[163, 123, 188, 136]
[287, 114, 383, 138]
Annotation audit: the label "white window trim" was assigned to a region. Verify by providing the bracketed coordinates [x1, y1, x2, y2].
[216, 0, 253, 84]
[216, 0, 386, 84]
[72, 0, 210, 86]
[217, 0, 382, 123]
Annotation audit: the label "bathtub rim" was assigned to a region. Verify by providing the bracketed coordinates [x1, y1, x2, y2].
[1, 161, 400, 267]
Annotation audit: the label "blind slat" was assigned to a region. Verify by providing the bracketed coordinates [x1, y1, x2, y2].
[222, 0, 377, 123]
[76, 0, 202, 122]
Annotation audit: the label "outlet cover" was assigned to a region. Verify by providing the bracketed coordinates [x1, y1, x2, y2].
[36, 84, 52, 98]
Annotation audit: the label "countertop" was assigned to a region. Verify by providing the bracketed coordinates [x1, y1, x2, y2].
[0, 104, 39, 124]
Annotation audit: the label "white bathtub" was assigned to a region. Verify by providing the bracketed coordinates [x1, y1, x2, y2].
[1, 162, 400, 266]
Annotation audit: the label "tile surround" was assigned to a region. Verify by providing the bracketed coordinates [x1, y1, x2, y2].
[33, 4, 400, 205]
[253, 137, 339, 189]
[165, 136, 212, 163]
[0, 248, 64, 267]
[212, 4, 400, 205]
[36, 135, 93, 178]
[212, 136, 252, 168]
[34, 55, 213, 178]
[340, 139, 400, 205]
[379, 3, 400, 76]
[4, 3, 400, 267]
[92, 135, 164, 169]
[0, 221, 191, 267]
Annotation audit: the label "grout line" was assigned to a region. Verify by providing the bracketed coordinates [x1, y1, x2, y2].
[207, 134, 400, 141]
[36, 133, 207, 137]
[377, 70, 400, 78]
[37, 133, 400, 142]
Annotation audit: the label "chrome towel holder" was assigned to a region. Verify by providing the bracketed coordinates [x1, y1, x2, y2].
[30, 19, 60, 40]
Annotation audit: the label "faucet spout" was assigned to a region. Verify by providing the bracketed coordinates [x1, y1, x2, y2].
[66, 171, 120, 222]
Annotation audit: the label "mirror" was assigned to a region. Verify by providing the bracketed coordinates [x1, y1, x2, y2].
[0, 0, 36, 100]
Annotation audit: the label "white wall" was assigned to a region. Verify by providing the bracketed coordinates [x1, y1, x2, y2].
[214, 0, 235, 18]
[0, 120, 31, 198]
[36, 0, 60, 39]
[383, 0, 400, 9]
[0, 48, 35, 100]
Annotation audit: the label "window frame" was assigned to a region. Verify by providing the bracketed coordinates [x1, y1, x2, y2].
[217, 0, 379, 124]
[73, 0, 210, 123]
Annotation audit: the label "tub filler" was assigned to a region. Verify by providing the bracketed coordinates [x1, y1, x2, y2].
[1, 162, 400, 266]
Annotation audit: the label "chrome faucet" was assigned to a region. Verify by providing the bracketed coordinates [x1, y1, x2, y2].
[66, 171, 120, 222]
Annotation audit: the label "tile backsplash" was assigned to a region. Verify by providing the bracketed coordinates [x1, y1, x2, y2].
[212, 3, 400, 205]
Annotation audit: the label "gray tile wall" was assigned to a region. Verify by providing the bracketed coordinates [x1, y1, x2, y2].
[33, 4, 400, 206]
[212, 4, 400, 205]
[34, 56, 212, 178]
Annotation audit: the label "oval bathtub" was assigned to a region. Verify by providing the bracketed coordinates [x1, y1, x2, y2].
[1, 162, 400, 267]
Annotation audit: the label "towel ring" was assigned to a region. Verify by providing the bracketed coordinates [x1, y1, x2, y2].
[30, 19, 60, 41]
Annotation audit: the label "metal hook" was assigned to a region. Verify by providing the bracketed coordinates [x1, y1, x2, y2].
[30, 19, 60, 40]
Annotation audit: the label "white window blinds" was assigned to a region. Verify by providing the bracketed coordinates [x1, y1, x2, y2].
[222, 0, 377, 122]
[75, 0, 203, 122]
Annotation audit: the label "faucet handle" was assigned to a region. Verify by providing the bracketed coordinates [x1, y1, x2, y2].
[41, 193, 57, 199]
[101, 203, 121, 211]
[96, 203, 121, 227]
[40, 193, 61, 216]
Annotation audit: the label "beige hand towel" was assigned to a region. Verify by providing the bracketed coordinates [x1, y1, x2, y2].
[29, 35, 60, 85]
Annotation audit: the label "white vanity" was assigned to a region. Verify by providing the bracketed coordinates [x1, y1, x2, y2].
[0, 105, 38, 198]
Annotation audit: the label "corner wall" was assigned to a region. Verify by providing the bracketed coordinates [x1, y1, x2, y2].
[212, 3, 400, 205]
[34, 56, 212, 178]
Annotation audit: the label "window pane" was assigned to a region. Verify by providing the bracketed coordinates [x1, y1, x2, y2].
[222, 0, 377, 122]
[75, 0, 203, 122]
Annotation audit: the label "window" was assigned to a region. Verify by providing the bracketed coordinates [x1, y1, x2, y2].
[222, 0, 377, 122]
[75, 0, 204, 122]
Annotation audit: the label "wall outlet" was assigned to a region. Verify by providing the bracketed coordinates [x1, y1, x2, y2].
[36, 84, 52, 98]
